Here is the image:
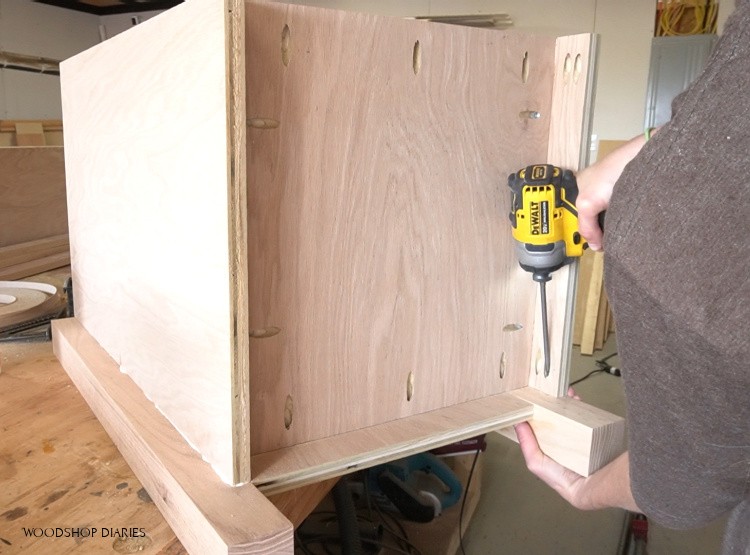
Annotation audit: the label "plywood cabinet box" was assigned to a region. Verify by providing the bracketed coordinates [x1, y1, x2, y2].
[52, 0, 623, 552]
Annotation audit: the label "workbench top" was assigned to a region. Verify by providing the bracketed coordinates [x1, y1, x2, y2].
[0, 339, 184, 554]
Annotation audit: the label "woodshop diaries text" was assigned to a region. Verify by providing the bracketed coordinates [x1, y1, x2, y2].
[22, 527, 146, 538]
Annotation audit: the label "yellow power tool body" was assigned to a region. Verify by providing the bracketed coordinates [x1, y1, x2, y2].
[507, 164, 586, 376]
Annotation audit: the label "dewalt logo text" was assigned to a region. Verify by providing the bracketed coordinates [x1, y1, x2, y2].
[529, 200, 549, 235]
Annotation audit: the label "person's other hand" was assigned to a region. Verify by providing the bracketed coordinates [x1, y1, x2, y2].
[515, 386, 640, 513]
[514, 387, 588, 508]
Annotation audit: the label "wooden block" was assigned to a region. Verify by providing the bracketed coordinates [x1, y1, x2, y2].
[498, 387, 625, 477]
[0, 147, 67, 248]
[51, 318, 294, 555]
[14, 122, 46, 146]
[266, 478, 338, 528]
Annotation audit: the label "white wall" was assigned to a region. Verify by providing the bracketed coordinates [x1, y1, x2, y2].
[0, 0, 100, 118]
[0, 1, 164, 119]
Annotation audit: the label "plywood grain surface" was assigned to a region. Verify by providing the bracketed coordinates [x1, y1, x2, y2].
[244, 1, 557, 454]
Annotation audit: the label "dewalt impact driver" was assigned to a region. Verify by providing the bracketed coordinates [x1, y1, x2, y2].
[507, 164, 586, 377]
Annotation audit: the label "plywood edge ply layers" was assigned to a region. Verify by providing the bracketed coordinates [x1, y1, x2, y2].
[60, 0, 248, 484]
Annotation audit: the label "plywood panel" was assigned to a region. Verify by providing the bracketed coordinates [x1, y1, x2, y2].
[60, 0, 247, 484]
[244, 1, 559, 454]
[0, 146, 67, 247]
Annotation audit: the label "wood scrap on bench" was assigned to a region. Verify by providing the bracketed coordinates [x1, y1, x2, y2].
[0, 234, 70, 280]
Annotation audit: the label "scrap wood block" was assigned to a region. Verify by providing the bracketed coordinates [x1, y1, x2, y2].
[55, 1, 617, 550]
[498, 387, 625, 476]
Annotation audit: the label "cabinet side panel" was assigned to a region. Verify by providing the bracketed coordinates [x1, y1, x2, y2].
[61, 0, 239, 483]
[245, 1, 558, 453]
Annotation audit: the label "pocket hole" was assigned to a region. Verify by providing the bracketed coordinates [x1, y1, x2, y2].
[412, 40, 421, 75]
[499, 352, 506, 379]
[503, 323, 523, 332]
[281, 24, 291, 67]
[521, 52, 529, 83]
[406, 372, 415, 401]
[284, 394, 293, 429]
[573, 53, 583, 83]
[563, 53, 573, 79]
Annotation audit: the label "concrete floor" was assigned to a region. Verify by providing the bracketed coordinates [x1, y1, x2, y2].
[462, 336, 728, 555]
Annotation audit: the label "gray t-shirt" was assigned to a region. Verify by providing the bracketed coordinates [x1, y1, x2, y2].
[605, 2, 750, 553]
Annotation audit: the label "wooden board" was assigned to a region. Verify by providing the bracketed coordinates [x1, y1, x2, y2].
[60, 0, 248, 485]
[244, 1, 558, 455]
[0, 147, 67, 248]
[51, 318, 293, 555]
